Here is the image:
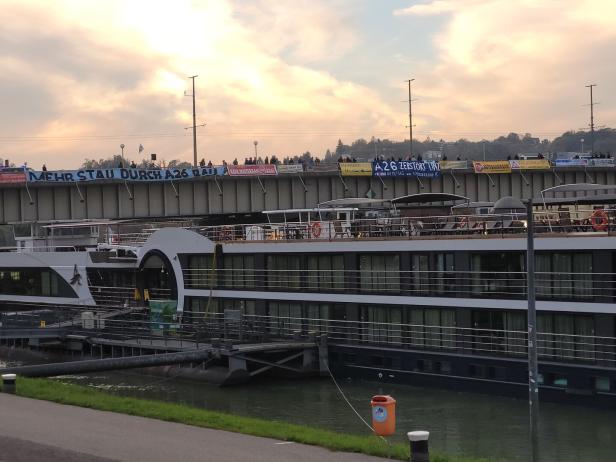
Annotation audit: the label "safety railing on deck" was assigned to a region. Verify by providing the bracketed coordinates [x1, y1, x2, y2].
[182, 268, 611, 302]
[2, 309, 611, 366]
[190, 208, 616, 243]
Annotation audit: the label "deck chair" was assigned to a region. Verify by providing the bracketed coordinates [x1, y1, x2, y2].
[333, 220, 350, 238]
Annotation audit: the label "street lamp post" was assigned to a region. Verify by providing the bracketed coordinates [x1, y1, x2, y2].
[254, 140, 258, 159]
[526, 198, 539, 462]
[120, 144, 125, 166]
[580, 138, 585, 153]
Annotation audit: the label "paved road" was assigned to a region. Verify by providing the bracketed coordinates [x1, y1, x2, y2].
[0, 394, 388, 462]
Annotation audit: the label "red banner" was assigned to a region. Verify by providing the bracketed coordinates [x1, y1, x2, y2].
[226, 164, 278, 176]
[0, 171, 27, 183]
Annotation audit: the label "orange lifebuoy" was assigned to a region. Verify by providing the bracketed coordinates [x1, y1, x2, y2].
[311, 221, 322, 238]
[591, 209, 609, 231]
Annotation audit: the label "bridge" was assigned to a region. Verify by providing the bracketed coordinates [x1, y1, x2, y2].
[1, 166, 614, 223]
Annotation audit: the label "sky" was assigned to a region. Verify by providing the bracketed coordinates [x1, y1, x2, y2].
[1, 0, 615, 168]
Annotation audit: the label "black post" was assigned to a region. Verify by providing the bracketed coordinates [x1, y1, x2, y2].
[407, 431, 429, 462]
[526, 199, 539, 462]
[2, 373, 16, 394]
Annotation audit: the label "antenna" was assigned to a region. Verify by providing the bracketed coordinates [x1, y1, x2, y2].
[188, 75, 199, 167]
[585, 84, 597, 154]
[404, 79, 416, 159]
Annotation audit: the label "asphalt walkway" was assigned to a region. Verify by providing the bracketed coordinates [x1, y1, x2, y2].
[0, 394, 387, 462]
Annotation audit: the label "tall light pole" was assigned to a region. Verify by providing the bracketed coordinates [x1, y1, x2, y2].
[254, 140, 258, 159]
[120, 144, 125, 166]
[405, 79, 415, 159]
[189, 75, 198, 167]
[586, 84, 596, 155]
[581, 138, 585, 153]
[526, 198, 539, 462]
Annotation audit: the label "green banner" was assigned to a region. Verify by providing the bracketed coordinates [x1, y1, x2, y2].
[150, 299, 178, 335]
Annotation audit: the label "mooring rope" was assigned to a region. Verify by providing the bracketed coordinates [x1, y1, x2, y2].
[326, 365, 376, 434]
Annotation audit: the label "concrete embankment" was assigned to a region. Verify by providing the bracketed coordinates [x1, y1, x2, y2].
[0, 393, 388, 462]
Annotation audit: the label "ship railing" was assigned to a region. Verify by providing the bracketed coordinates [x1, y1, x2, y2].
[80, 207, 616, 246]
[190, 207, 616, 243]
[0, 245, 80, 253]
[2, 307, 614, 366]
[182, 268, 612, 302]
[99, 220, 195, 246]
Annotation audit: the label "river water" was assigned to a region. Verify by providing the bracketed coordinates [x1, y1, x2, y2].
[1, 352, 614, 461]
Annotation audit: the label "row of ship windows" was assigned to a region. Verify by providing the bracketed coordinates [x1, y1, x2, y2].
[334, 353, 612, 392]
[183, 252, 596, 300]
[183, 297, 600, 363]
[0, 268, 76, 298]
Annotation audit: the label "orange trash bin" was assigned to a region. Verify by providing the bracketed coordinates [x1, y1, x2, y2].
[371, 395, 396, 436]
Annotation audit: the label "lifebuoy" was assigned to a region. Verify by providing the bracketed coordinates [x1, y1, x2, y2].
[591, 209, 609, 231]
[311, 221, 322, 238]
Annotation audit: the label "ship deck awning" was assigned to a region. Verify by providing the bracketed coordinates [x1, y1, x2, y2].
[318, 198, 390, 208]
[391, 192, 470, 204]
[538, 184, 616, 206]
[41, 220, 122, 229]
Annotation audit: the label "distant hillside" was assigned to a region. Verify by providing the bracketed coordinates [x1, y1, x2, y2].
[320, 128, 616, 163]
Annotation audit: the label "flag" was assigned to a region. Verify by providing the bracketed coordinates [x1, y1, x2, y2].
[138, 144, 144, 153]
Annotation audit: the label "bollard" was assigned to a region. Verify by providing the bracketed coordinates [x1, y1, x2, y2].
[2, 374, 16, 394]
[407, 431, 430, 462]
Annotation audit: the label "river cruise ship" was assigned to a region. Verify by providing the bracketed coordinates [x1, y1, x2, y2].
[1, 187, 616, 405]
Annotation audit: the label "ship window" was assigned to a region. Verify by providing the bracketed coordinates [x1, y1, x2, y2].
[411, 253, 454, 295]
[360, 305, 402, 345]
[0, 268, 77, 298]
[306, 255, 344, 291]
[547, 373, 568, 387]
[184, 297, 255, 323]
[184, 255, 215, 289]
[359, 254, 400, 293]
[409, 308, 456, 350]
[306, 303, 330, 333]
[267, 255, 300, 290]
[222, 255, 255, 289]
[536, 252, 592, 300]
[411, 254, 429, 294]
[470, 252, 524, 297]
[268, 301, 302, 335]
[538, 313, 595, 361]
[593, 377, 610, 392]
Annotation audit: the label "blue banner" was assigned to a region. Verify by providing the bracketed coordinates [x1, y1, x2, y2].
[554, 159, 588, 167]
[27, 166, 226, 183]
[372, 160, 440, 178]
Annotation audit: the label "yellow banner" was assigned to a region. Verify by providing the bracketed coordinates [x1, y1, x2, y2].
[439, 160, 468, 170]
[473, 161, 512, 174]
[509, 159, 551, 170]
[339, 162, 373, 176]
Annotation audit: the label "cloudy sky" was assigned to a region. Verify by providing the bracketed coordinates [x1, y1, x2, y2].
[1, 0, 615, 168]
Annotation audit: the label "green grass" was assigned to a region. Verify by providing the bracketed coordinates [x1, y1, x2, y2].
[5, 377, 492, 462]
